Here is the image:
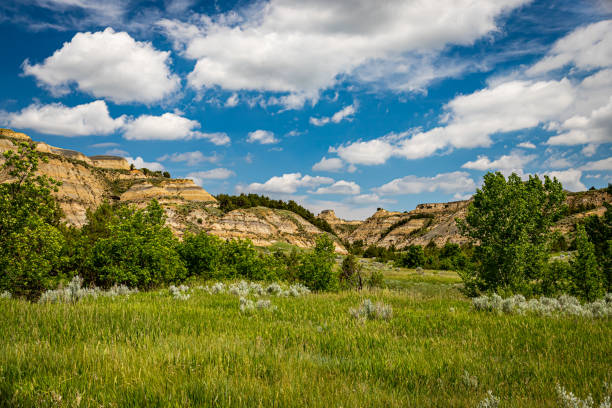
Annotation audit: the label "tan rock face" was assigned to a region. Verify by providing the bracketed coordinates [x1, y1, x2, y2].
[120, 179, 217, 203]
[1, 129, 346, 252]
[0, 128, 31, 141]
[89, 155, 131, 170]
[317, 209, 363, 240]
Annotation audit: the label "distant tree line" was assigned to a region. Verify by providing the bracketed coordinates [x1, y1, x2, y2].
[216, 193, 334, 234]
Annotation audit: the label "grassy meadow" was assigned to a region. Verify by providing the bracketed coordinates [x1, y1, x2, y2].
[0, 263, 610, 407]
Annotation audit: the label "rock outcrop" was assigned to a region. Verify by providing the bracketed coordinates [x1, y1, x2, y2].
[317, 209, 362, 240]
[0, 129, 346, 252]
[90, 155, 131, 170]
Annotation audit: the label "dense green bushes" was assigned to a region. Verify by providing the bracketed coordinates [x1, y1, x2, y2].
[0, 142, 64, 299]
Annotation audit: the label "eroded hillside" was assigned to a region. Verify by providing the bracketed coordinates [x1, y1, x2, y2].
[0, 129, 345, 253]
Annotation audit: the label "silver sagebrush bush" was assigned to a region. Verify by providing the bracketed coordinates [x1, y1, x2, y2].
[169, 285, 190, 300]
[472, 293, 611, 318]
[349, 299, 393, 321]
[477, 391, 499, 408]
[38, 276, 137, 303]
[0, 291, 11, 299]
[556, 382, 611, 408]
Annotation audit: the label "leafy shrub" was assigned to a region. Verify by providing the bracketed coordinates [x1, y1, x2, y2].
[87, 200, 187, 289]
[297, 235, 338, 291]
[179, 232, 222, 279]
[366, 269, 385, 289]
[218, 239, 275, 281]
[340, 254, 363, 289]
[570, 225, 606, 301]
[0, 142, 64, 300]
[395, 245, 425, 268]
[349, 299, 393, 321]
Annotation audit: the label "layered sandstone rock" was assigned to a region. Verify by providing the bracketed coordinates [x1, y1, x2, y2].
[317, 209, 362, 240]
[89, 155, 131, 170]
[0, 128, 31, 141]
[120, 179, 217, 203]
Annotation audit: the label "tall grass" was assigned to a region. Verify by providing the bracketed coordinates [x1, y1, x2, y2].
[0, 280, 609, 407]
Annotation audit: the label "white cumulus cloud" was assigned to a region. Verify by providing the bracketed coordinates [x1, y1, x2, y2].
[373, 171, 476, 195]
[527, 19, 612, 75]
[188, 168, 235, 185]
[244, 173, 333, 194]
[310, 104, 357, 126]
[247, 130, 278, 144]
[3, 100, 124, 136]
[462, 152, 537, 175]
[157, 151, 219, 166]
[23, 28, 180, 104]
[313, 180, 360, 195]
[122, 112, 230, 145]
[125, 156, 165, 171]
[312, 156, 344, 172]
[160, 0, 528, 107]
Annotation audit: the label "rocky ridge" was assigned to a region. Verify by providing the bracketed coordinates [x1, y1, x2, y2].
[0, 129, 344, 252]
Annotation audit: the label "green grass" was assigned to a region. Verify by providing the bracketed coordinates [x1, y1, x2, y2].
[0, 277, 609, 407]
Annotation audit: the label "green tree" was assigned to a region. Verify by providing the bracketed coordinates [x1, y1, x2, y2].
[582, 203, 611, 291]
[457, 172, 566, 295]
[86, 200, 187, 288]
[395, 245, 425, 268]
[298, 234, 337, 291]
[0, 142, 65, 299]
[570, 225, 605, 301]
[340, 254, 363, 289]
[179, 232, 222, 279]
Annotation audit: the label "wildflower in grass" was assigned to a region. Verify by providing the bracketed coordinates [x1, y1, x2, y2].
[477, 390, 499, 408]
[349, 299, 393, 321]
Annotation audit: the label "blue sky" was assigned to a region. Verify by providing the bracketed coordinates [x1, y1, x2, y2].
[1, 0, 611, 219]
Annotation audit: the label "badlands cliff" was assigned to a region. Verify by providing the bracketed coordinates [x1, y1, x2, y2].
[0, 129, 344, 253]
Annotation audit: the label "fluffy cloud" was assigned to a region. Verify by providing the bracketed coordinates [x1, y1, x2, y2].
[580, 157, 612, 171]
[310, 104, 357, 126]
[546, 96, 612, 146]
[312, 156, 344, 172]
[373, 171, 476, 195]
[527, 19, 612, 75]
[160, 0, 528, 106]
[344, 194, 395, 205]
[332, 139, 395, 165]
[330, 78, 575, 165]
[3, 100, 124, 136]
[517, 141, 536, 149]
[313, 180, 360, 195]
[247, 130, 278, 144]
[545, 169, 585, 192]
[122, 113, 230, 145]
[157, 151, 219, 166]
[324, 21, 612, 166]
[462, 152, 537, 175]
[23, 28, 180, 104]
[244, 173, 333, 194]
[188, 168, 235, 185]
[125, 156, 164, 171]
